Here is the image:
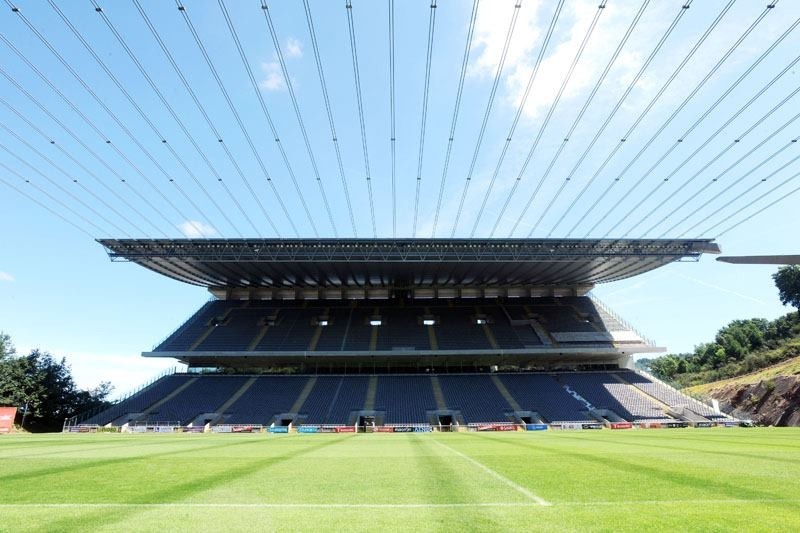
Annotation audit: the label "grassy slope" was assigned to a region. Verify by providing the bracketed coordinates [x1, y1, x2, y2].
[2, 431, 800, 532]
[686, 354, 800, 396]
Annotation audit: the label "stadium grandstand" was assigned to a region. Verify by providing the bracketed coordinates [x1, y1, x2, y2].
[74, 237, 738, 432]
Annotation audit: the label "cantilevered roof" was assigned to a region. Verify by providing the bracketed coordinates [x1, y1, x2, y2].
[717, 255, 800, 265]
[99, 238, 719, 289]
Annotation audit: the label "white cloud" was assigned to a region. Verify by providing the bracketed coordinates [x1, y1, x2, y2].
[179, 220, 217, 238]
[0, 271, 14, 282]
[466, 0, 670, 120]
[285, 37, 302, 58]
[260, 61, 284, 91]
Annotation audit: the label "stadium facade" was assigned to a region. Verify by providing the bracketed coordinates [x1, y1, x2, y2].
[77, 238, 738, 431]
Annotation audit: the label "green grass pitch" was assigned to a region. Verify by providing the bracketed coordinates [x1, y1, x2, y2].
[2, 428, 799, 532]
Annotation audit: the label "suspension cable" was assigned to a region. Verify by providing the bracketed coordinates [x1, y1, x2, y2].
[175, 1, 285, 236]
[44, 0, 221, 237]
[345, 0, 377, 237]
[599, 5, 791, 238]
[412, 0, 438, 237]
[683, 146, 800, 237]
[3, 4, 198, 236]
[88, 0, 248, 237]
[132, 0, 265, 236]
[542, 0, 693, 237]
[0, 95, 151, 236]
[488, 0, 605, 238]
[431, 0, 479, 237]
[450, 0, 522, 237]
[0, 173, 95, 238]
[711, 170, 800, 238]
[302, 0, 358, 236]
[0, 140, 118, 236]
[665, 128, 800, 237]
[216, 0, 318, 236]
[635, 57, 800, 237]
[562, 0, 735, 237]
[628, 18, 800, 237]
[260, 0, 339, 237]
[508, 0, 651, 236]
[469, 0, 565, 237]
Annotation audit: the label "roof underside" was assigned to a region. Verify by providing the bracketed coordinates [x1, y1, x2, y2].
[99, 238, 719, 289]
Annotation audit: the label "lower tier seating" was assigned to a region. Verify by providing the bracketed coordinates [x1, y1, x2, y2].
[85, 370, 723, 426]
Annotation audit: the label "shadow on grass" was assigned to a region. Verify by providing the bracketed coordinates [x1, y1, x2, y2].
[466, 432, 800, 513]
[0, 436, 279, 485]
[41, 435, 354, 531]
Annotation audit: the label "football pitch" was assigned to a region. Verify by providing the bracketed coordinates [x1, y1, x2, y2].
[2, 429, 799, 532]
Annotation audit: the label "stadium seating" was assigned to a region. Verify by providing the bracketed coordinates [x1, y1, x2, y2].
[85, 370, 720, 426]
[374, 375, 438, 423]
[153, 297, 640, 353]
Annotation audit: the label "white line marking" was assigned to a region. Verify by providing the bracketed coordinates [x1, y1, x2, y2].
[1, 499, 796, 509]
[0, 503, 537, 509]
[430, 439, 551, 506]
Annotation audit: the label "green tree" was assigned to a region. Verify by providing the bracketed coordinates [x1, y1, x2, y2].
[774, 265, 800, 310]
[0, 334, 113, 431]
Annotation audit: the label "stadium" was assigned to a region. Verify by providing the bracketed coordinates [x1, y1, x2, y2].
[3, 0, 800, 531]
[73, 237, 733, 432]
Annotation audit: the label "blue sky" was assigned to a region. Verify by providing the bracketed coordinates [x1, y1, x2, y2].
[0, 0, 797, 395]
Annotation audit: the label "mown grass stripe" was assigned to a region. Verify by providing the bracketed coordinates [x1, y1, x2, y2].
[431, 439, 551, 506]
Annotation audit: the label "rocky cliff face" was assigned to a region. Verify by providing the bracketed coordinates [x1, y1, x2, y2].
[709, 376, 800, 426]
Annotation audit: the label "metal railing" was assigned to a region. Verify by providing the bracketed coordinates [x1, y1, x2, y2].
[588, 293, 655, 347]
[69, 366, 179, 425]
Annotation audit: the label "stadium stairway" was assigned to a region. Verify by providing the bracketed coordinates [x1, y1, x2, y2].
[430, 376, 447, 411]
[364, 376, 378, 411]
[291, 376, 318, 414]
[189, 307, 236, 351]
[248, 323, 271, 351]
[207, 377, 258, 426]
[490, 375, 522, 412]
[134, 377, 199, 423]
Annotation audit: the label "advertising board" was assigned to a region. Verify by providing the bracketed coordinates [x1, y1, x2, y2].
[610, 422, 632, 430]
[525, 424, 548, 431]
[0, 407, 16, 434]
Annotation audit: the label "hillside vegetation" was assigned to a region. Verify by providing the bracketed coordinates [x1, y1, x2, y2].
[638, 312, 800, 388]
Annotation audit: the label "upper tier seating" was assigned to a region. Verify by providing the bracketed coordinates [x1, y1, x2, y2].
[154, 296, 635, 353]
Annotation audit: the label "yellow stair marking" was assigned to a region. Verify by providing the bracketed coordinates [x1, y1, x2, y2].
[189, 307, 235, 351]
[290, 376, 318, 413]
[247, 325, 269, 351]
[213, 377, 258, 421]
[430, 376, 447, 410]
[369, 307, 379, 351]
[425, 306, 438, 350]
[364, 376, 378, 410]
[189, 326, 215, 352]
[308, 326, 322, 351]
[491, 375, 522, 412]
[141, 377, 198, 417]
[477, 306, 499, 349]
